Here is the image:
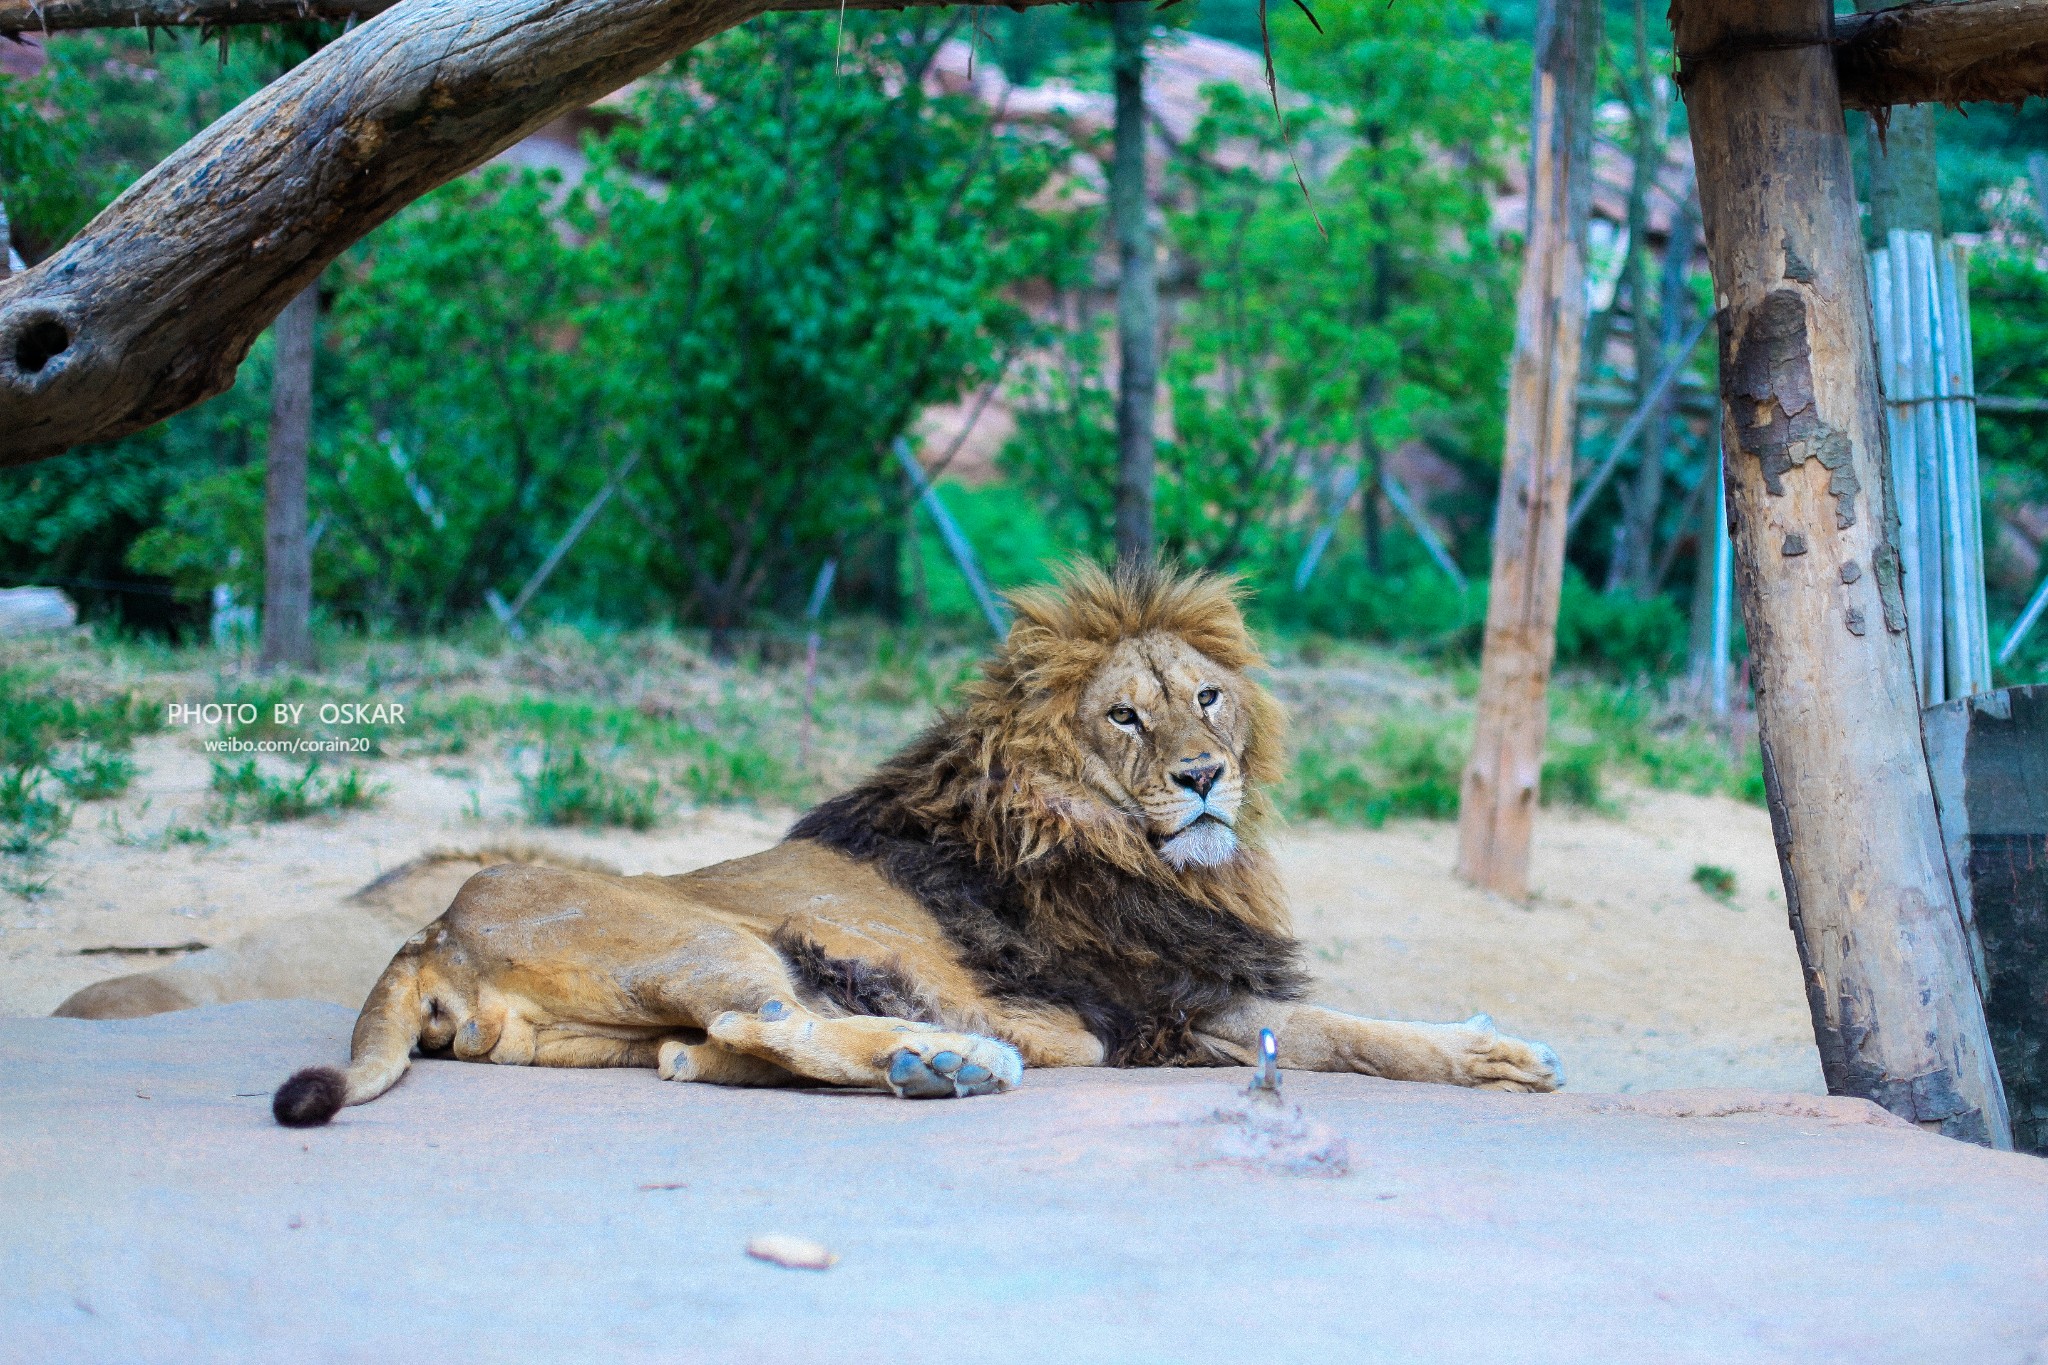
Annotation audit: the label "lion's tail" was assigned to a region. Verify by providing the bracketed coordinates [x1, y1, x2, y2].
[272, 951, 422, 1127]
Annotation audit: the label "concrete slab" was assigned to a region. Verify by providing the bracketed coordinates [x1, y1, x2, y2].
[3, 1003, 2046, 1364]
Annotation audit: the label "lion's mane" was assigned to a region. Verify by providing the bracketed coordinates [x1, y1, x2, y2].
[791, 560, 1306, 1065]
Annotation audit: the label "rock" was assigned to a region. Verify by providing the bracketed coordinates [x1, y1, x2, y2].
[746, 1234, 838, 1270]
[0, 586, 75, 638]
[3, 1002, 2046, 1362]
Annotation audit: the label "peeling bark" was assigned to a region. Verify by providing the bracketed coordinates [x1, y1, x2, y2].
[1676, 0, 2011, 1145]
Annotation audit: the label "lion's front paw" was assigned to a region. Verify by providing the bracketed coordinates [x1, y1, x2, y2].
[882, 1033, 1024, 1099]
[1451, 1015, 1564, 1092]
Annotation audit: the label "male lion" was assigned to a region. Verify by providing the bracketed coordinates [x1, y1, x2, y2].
[273, 562, 1560, 1126]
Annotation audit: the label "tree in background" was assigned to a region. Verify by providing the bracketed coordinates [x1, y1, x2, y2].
[1008, 0, 1519, 579]
[583, 13, 1065, 646]
[1, 30, 305, 634]
[1110, 1, 1159, 563]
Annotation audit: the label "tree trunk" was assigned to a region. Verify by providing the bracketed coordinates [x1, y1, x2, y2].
[1674, 0, 2010, 1145]
[1110, 0, 1157, 564]
[1609, 0, 1667, 597]
[1455, 0, 1600, 898]
[261, 284, 317, 671]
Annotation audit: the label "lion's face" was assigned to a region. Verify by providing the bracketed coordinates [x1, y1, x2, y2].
[1075, 632, 1255, 870]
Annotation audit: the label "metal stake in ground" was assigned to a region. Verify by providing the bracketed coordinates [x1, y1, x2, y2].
[893, 439, 1009, 639]
[799, 558, 837, 770]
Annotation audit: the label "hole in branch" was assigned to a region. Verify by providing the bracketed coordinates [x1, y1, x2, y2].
[14, 319, 70, 374]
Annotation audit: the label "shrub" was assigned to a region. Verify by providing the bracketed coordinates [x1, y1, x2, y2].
[1554, 569, 1688, 679]
[1539, 742, 1607, 810]
[1288, 720, 1464, 827]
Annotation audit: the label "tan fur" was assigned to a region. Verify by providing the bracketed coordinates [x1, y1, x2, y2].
[53, 847, 606, 1021]
[273, 563, 1562, 1119]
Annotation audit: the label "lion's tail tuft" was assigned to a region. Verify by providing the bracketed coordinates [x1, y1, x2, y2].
[272, 1067, 347, 1127]
[270, 949, 424, 1128]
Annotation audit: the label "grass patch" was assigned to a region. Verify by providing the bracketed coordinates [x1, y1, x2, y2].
[55, 749, 136, 802]
[210, 760, 388, 822]
[678, 737, 793, 808]
[1539, 742, 1608, 810]
[1692, 863, 1738, 902]
[520, 749, 661, 830]
[0, 672, 161, 769]
[1288, 721, 1463, 827]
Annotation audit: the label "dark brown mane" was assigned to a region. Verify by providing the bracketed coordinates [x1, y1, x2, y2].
[788, 561, 1306, 1065]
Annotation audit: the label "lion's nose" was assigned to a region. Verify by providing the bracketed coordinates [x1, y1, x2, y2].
[1173, 764, 1222, 798]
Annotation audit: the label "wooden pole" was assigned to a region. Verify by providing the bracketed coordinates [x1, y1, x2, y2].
[1673, 0, 2011, 1145]
[259, 283, 317, 671]
[1110, 1, 1157, 563]
[1455, 0, 1599, 898]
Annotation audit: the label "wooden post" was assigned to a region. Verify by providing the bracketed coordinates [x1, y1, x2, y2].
[1110, 0, 1157, 562]
[260, 284, 317, 671]
[1674, 0, 2011, 1145]
[1456, 0, 1599, 897]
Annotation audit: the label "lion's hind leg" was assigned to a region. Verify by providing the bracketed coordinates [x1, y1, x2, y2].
[705, 1003, 1023, 1099]
[656, 1036, 797, 1088]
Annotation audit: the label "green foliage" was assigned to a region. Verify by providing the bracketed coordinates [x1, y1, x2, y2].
[908, 481, 1066, 626]
[1004, 0, 1520, 577]
[1555, 568, 1688, 678]
[583, 14, 1067, 636]
[55, 749, 136, 802]
[210, 759, 386, 822]
[520, 749, 661, 830]
[1547, 680, 1765, 809]
[0, 672, 161, 768]
[1261, 545, 1482, 654]
[1286, 718, 1464, 827]
[1539, 742, 1607, 810]
[312, 169, 609, 627]
[1692, 863, 1737, 902]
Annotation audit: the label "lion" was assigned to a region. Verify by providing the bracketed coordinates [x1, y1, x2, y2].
[272, 562, 1561, 1126]
[51, 847, 617, 1021]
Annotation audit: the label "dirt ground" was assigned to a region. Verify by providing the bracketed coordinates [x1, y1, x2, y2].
[0, 726, 1821, 1096]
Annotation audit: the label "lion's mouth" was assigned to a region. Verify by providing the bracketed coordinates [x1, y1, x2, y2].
[1156, 814, 1239, 869]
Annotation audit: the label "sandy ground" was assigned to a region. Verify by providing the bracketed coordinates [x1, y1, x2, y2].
[0, 728, 1820, 1096]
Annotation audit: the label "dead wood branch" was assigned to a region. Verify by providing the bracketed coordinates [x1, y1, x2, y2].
[0, 0, 1072, 37]
[1834, 0, 2048, 110]
[0, 0, 1085, 463]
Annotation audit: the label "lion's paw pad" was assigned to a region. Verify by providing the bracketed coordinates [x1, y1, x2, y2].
[884, 1036, 1021, 1099]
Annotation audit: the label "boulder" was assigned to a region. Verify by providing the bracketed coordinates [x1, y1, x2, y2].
[0, 586, 76, 638]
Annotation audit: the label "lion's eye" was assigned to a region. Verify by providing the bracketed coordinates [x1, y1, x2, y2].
[1197, 688, 1219, 708]
[1108, 705, 1139, 727]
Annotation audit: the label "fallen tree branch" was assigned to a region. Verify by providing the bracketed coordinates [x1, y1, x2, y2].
[0, 0, 1076, 464]
[1834, 0, 2048, 110]
[0, 0, 1047, 38]
[0, 0, 394, 34]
